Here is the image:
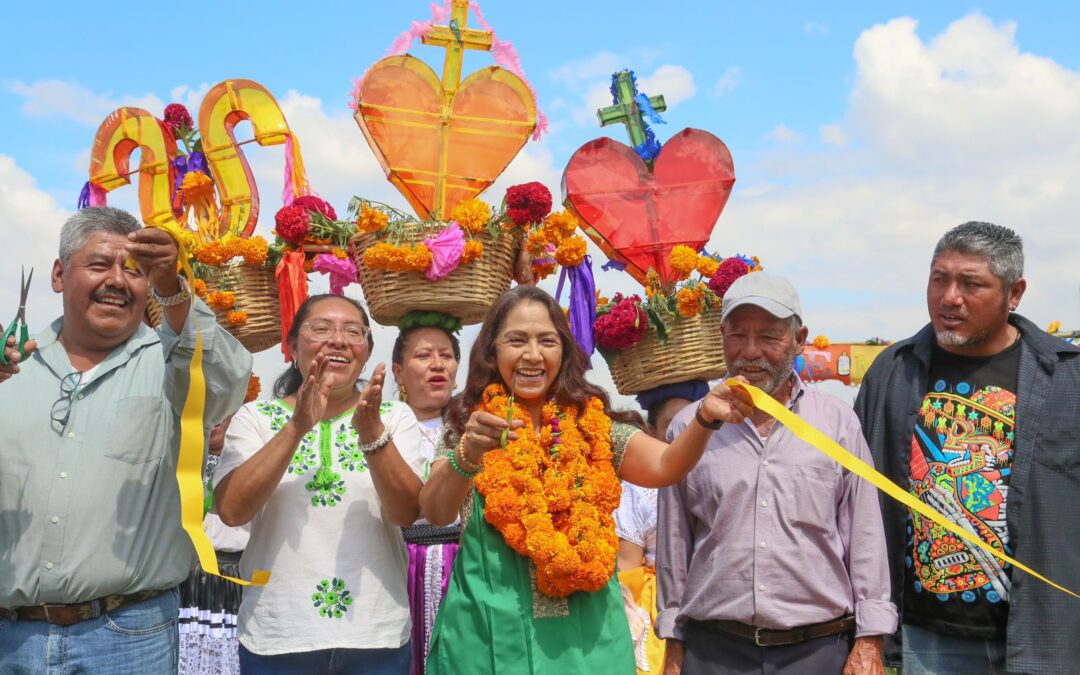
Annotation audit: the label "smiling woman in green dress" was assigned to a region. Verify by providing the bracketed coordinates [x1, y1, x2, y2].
[420, 286, 753, 674]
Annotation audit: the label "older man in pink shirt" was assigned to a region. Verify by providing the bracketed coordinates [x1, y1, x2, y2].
[657, 273, 896, 675]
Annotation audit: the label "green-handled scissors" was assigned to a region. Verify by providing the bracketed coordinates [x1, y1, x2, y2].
[0, 266, 32, 366]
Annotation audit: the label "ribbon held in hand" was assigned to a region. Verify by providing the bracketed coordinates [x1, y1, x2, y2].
[726, 379, 1080, 601]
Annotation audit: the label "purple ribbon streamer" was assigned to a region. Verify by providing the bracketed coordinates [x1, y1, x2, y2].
[556, 255, 597, 368]
[77, 181, 106, 209]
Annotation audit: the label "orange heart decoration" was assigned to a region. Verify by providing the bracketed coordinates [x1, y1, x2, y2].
[355, 55, 537, 220]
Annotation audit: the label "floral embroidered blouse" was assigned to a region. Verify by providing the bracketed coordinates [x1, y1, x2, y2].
[214, 398, 425, 655]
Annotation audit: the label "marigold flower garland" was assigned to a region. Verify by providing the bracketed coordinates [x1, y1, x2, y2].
[472, 384, 621, 598]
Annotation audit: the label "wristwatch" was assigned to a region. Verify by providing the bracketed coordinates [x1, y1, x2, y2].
[695, 403, 724, 431]
[150, 276, 191, 307]
[359, 428, 392, 455]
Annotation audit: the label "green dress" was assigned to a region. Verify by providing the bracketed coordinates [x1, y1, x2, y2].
[426, 423, 640, 675]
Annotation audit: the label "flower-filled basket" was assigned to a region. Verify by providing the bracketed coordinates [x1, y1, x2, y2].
[348, 182, 580, 326]
[595, 249, 761, 395]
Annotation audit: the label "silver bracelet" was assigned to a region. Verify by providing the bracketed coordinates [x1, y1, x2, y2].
[358, 428, 392, 456]
[151, 276, 191, 307]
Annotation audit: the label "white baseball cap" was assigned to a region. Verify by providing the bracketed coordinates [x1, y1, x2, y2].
[721, 272, 802, 323]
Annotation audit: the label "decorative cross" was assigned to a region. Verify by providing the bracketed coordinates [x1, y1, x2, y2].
[597, 70, 666, 150]
[421, 0, 493, 100]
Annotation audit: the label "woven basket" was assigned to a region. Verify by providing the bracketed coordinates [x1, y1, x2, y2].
[349, 225, 519, 326]
[147, 264, 281, 353]
[609, 310, 727, 395]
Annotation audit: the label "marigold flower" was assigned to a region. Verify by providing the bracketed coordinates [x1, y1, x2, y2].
[696, 255, 720, 278]
[669, 245, 699, 280]
[240, 237, 269, 267]
[813, 335, 830, 349]
[542, 210, 579, 243]
[357, 205, 389, 234]
[676, 283, 706, 318]
[1047, 320, 1062, 333]
[226, 310, 248, 325]
[206, 291, 236, 310]
[554, 236, 587, 268]
[244, 374, 261, 403]
[461, 239, 484, 264]
[450, 199, 492, 234]
[192, 279, 208, 299]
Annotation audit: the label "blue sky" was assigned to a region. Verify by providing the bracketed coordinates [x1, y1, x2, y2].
[3, 1, 1079, 403]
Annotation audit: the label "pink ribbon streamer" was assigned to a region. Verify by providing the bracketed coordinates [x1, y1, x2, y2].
[423, 223, 466, 281]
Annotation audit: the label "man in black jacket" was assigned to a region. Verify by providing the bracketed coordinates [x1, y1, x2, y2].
[854, 221, 1080, 675]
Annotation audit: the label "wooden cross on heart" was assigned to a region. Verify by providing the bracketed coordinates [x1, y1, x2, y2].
[354, 0, 537, 220]
[562, 128, 736, 286]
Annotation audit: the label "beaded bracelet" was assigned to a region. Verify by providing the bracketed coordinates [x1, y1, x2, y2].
[449, 438, 480, 479]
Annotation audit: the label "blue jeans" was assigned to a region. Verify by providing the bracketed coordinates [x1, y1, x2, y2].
[902, 623, 1006, 675]
[0, 589, 179, 674]
[239, 642, 411, 675]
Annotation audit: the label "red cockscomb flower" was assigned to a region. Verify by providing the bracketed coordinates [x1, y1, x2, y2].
[292, 195, 337, 221]
[163, 103, 193, 135]
[504, 182, 553, 227]
[275, 204, 311, 244]
[593, 295, 649, 351]
[707, 257, 750, 298]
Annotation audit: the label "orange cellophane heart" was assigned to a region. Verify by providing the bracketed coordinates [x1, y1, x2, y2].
[562, 129, 736, 285]
[355, 55, 537, 219]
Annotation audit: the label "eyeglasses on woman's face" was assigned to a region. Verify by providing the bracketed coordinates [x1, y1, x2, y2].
[301, 320, 370, 345]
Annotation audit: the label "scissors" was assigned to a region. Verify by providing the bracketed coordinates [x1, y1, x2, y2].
[0, 266, 32, 366]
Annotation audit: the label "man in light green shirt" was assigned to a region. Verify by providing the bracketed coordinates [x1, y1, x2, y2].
[0, 207, 252, 673]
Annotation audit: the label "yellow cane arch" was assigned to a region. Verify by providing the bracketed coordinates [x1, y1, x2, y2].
[198, 78, 309, 239]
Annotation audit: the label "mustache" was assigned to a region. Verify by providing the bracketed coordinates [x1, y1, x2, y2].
[729, 357, 779, 374]
[92, 289, 135, 305]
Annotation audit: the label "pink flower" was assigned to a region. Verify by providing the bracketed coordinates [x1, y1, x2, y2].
[292, 195, 337, 220]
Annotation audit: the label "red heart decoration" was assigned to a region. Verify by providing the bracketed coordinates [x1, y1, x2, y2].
[562, 129, 735, 285]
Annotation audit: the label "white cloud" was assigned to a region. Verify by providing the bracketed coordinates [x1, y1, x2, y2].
[9, 80, 164, 127]
[717, 12, 1080, 347]
[767, 124, 804, 143]
[549, 52, 624, 87]
[713, 66, 742, 96]
[804, 21, 830, 35]
[0, 155, 69, 328]
[819, 124, 849, 146]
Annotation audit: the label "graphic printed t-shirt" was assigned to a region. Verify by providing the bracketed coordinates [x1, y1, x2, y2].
[904, 340, 1020, 638]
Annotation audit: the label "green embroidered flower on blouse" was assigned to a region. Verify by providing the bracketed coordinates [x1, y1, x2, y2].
[289, 433, 319, 475]
[305, 466, 345, 507]
[256, 401, 318, 474]
[312, 577, 353, 619]
[379, 401, 393, 414]
[334, 422, 367, 472]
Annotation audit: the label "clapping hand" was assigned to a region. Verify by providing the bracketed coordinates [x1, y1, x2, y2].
[699, 376, 755, 426]
[352, 362, 388, 443]
[292, 354, 333, 432]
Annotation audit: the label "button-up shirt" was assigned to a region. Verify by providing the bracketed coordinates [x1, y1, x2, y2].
[0, 299, 251, 607]
[656, 374, 897, 639]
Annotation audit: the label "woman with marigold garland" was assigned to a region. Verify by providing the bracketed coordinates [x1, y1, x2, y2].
[420, 286, 753, 674]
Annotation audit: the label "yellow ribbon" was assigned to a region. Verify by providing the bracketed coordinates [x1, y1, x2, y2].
[150, 222, 270, 586]
[727, 379, 1080, 600]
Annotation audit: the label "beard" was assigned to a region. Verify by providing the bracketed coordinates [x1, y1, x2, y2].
[935, 328, 993, 348]
[728, 343, 800, 397]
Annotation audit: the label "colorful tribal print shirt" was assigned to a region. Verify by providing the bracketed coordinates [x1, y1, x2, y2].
[214, 398, 425, 654]
[904, 340, 1020, 639]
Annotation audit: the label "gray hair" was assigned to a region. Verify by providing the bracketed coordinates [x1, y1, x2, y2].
[58, 207, 142, 263]
[933, 221, 1024, 288]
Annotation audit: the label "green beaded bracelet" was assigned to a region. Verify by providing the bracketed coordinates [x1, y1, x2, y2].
[449, 439, 480, 479]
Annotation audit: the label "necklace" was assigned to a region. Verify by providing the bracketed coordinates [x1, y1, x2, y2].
[473, 384, 620, 598]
